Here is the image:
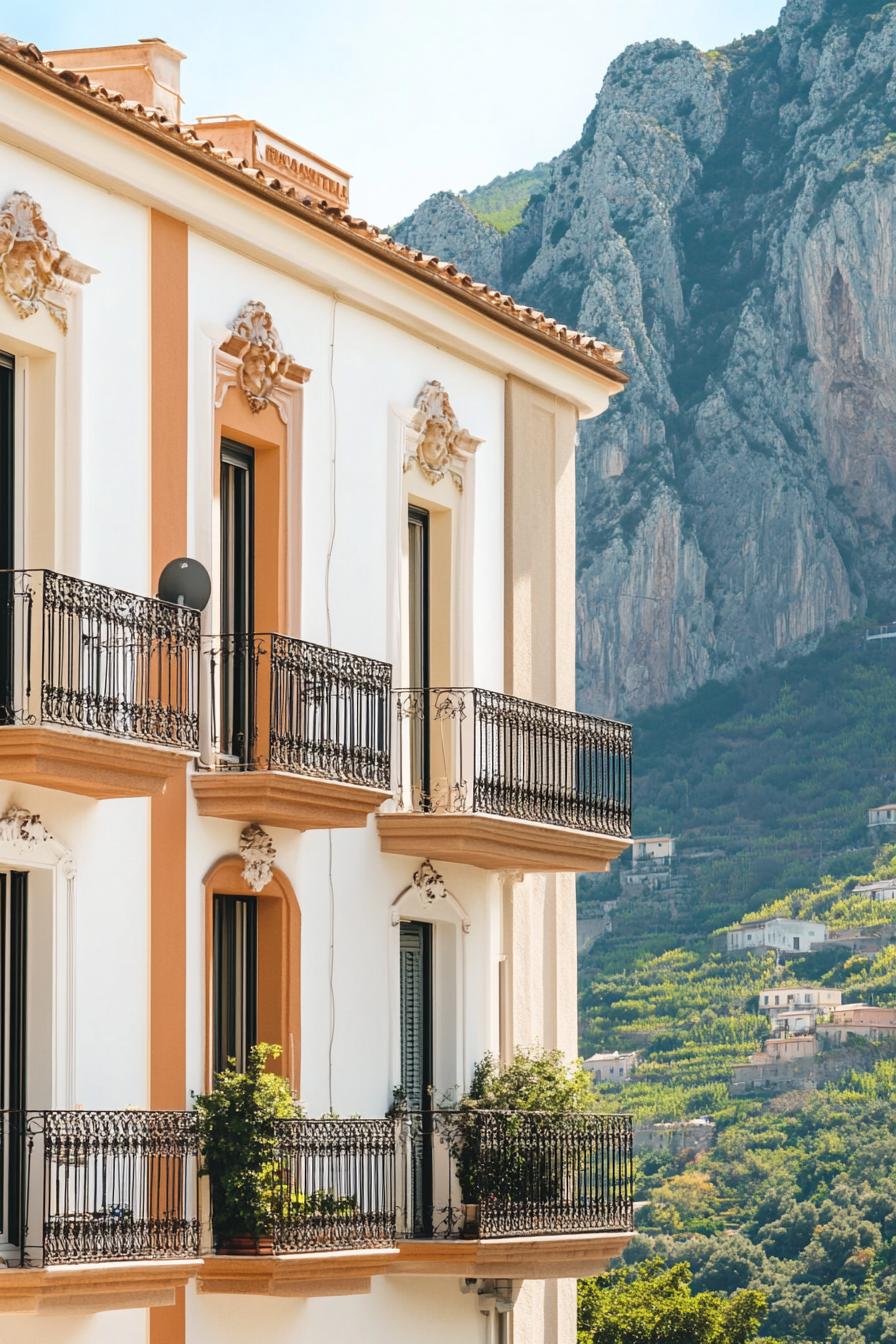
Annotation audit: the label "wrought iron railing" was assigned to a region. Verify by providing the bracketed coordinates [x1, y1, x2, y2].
[0, 569, 200, 750]
[269, 1117, 396, 1252]
[396, 1109, 633, 1240]
[203, 632, 391, 788]
[0, 1109, 200, 1267]
[392, 687, 632, 836]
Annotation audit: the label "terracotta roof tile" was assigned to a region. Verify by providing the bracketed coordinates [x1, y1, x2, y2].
[0, 33, 626, 382]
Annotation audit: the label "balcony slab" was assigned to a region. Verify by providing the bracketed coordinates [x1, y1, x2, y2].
[197, 1247, 400, 1297]
[390, 1231, 631, 1280]
[0, 1259, 202, 1314]
[0, 726, 193, 799]
[377, 812, 630, 874]
[193, 771, 390, 831]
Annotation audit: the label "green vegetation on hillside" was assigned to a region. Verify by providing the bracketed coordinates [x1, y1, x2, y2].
[581, 847, 896, 1114]
[581, 625, 896, 946]
[579, 844, 896, 1342]
[460, 165, 549, 233]
[578, 1259, 770, 1344]
[625, 1062, 896, 1343]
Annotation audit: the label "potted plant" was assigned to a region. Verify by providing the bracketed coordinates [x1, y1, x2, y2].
[451, 1047, 594, 1237]
[194, 1042, 299, 1254]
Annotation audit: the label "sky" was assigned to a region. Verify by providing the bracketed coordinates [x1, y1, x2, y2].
[8, 0, 785, 227]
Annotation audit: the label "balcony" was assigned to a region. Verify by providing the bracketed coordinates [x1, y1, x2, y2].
[0, 1108, 201, 1314]
[0, 569, 199, 797]
[390, 1109, 634, 1279]
[192, 634, 392, 830]
[378, 688, 632, 872]
[0, 1106, 632, 1310]
[197, 1116, 399, 1298]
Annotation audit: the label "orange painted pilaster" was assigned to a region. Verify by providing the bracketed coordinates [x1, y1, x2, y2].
[149, 210, 189, 1344]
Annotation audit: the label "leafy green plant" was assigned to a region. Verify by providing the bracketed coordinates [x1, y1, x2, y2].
[578, 1258, 771, 1344]
[194, 1043, 299, 1247]
[451, 1048, 594, 1205]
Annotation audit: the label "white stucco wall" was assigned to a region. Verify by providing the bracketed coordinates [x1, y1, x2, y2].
[0, 95, 591, 1343]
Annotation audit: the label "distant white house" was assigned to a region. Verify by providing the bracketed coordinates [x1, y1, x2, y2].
[726, 917, 827, 956]
[621, 836, 675, 893]
[631, 837, 674, 863]
[583, 1050, 638, 1084]
[853, 878, 896, 901]
[868, 805, 896, 828]
[758, 986, 842, 1015]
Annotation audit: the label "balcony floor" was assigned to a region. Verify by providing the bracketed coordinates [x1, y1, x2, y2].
[197, 1247, 400, 1298]
[390, 1231, 632, 1279]
[0, 725, 194, 799]
[0, 1259, 202, 1315]
[377, 811, 631, 873]
[192, 770, 391, 830]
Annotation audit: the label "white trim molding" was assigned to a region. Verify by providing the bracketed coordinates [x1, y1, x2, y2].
[0, 805, 76, 1106]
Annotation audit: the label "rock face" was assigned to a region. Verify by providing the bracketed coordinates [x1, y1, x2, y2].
[392, 0, 896, 717]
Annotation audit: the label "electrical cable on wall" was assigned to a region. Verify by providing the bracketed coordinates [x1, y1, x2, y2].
[325, 296, 339, 1112]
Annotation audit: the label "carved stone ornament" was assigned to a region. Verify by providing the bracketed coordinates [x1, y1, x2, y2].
[391, 858, 471, 932]
[0, 191, 95, 334]
[239, 823, 276, 893]
[228, 300, 308, 413]
[0, 804, 76, 878]
[405, 380, 482, 491]
[413, 858, 449, 905]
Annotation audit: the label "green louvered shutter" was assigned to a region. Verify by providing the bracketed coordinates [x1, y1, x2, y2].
[400, 921, 432, 1111]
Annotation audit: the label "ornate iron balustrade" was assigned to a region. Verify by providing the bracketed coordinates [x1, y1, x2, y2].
[203, 632, 391, 788]
[269, 1117, 396, 1252]
[393, 687, 632, 836]
[396, 1109, 633, 1240]
[0, 569, 200, 750]
[0, 1109, 200, 1267]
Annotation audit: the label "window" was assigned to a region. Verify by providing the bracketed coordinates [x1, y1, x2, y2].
[205, 860, 300, 1089]
[0, 870, 26, 1248]
[213, 893, 258, 1075]
[220, 440, 255, 764]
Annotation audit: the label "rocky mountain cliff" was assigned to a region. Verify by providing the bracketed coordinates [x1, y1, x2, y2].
[393, 0, 896, 717]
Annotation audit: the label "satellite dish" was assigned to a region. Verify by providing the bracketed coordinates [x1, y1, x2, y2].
[158, 557, 212, 611]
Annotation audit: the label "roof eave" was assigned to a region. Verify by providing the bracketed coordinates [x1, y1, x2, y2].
[0, 44, 628, 392]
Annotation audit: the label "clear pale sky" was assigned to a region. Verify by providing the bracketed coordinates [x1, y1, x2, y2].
[7, 0, 785, 226]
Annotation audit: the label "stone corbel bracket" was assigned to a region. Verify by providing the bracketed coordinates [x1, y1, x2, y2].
[0, 191, 96, 334]
[220, 299, 310, 416]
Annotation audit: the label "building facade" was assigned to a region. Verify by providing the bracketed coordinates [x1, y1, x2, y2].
[726, 918, 827, 956]
[582, 1051, 639, 1084]
[758, 986, 842, 1017]
[817, 1005, 896, 1043]
[0, 34, 634, 1344]
[853, 878, 896, 901]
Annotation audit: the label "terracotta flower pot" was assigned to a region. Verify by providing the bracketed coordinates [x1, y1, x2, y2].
[218, 1234, 274, 1256]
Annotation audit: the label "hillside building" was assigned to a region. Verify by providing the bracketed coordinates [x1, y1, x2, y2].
[0, 32, 635, 1344]
[583, 1051, 639, 1083]
[853, 878, 896, 901]
[758, 986, 842, 1016]
[633, 1118, 715, 1157]
[868, 805, 896, 828]
[621, 835, 676, 895]
[726, 917, 827, 956]
[769, 1009, 817, 1036]
[817, 1005, 896, 1043]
